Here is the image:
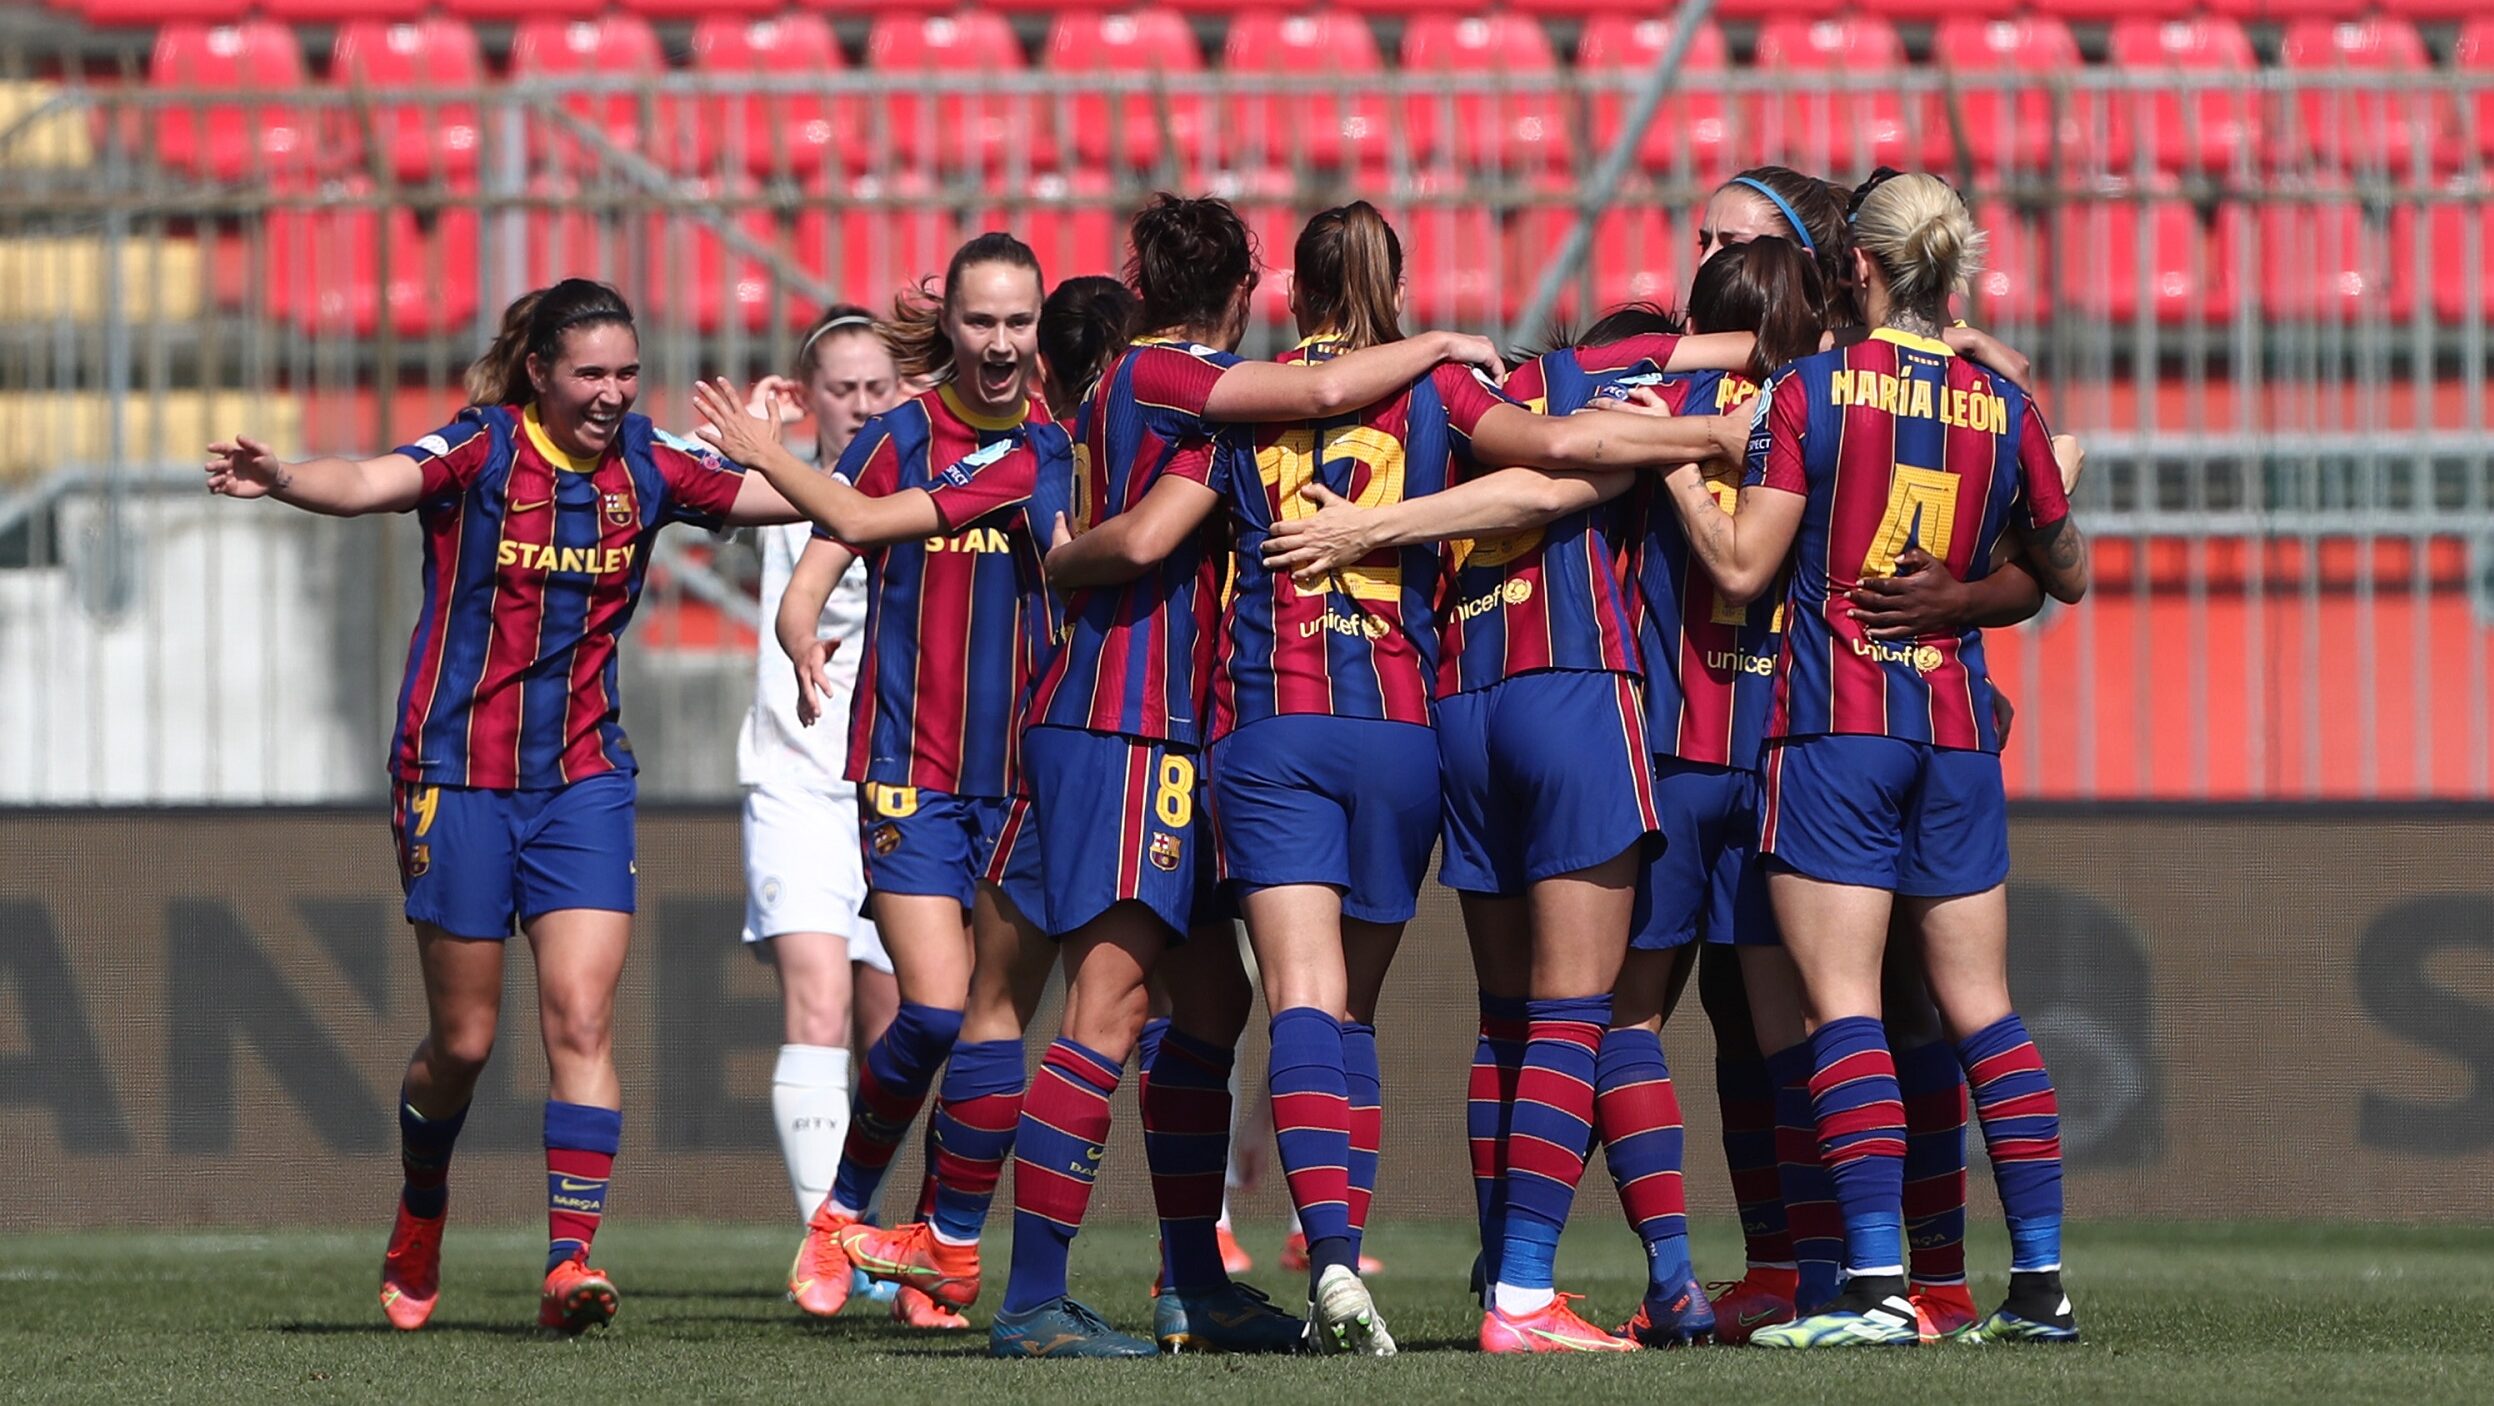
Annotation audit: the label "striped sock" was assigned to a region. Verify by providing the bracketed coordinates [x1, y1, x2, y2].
[1807, 1016, 1908, 1279]
[1769, 1042, 1844, 1307]
[1897, 1038, 1969, 1286]
[927, 1038, 1026, 1245]
[1495, 994, 1610, 1302]
[544, 1101, 621, 1272]
[1714, 1054, 1793, 1269]
[1468, 993, 1528, 1288]
[1268, 1008, 1354, 1281]
[1341, 1019, 1383, 1256]
[1594, 1025, 1690, 1293]
[829, 1002, 963, 1217]
[1143, 1027, 1234, 1293]
[398, 1089, 467, 1221]
[1958, 1013, 2065, 1273]
[1002, 1039, 1121, 1315]
[1134, 1016, 1170, 1102]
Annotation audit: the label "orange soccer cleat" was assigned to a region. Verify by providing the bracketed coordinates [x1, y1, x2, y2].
[891, 1283, 973, 1330]
[538, 1255, 619, 1334]
[1480, 1292, 1641, 1354]
[1707, 1266, 1800, 1346]
[1912, 1280, 1982, 1343]
[378, 1203, 444, 1331]
[1217, 1224, 1254, 1276]
[1279, 1231, 1383, 1276]
[836, 1219, 982, 1311]
[787, 1200, 857, 1319]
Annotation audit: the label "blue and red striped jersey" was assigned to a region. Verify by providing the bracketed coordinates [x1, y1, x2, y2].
[1025, 338, 1240, 746]
[388, 404, 745, 789]
[1626, 369, 1778, 770]
[1745, 328, 2071, 751]
[924, 414, 1076, 737]
[1212, 336, 1503, 738]
[826, 383, 1042, 796]
[1440, 334, 1678, 696]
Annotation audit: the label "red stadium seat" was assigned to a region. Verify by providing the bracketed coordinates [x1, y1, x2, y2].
[263, 1, 424, 19]
[1223, 11, 1390, 171]
[1234, 193, 1305, 323]
[1507, 199, 1684, 323]
[441, 0, 600, 19]
[689, 12, 850, 180]
[617, 0, 779, 16]
[795, 174, 962, 312]
[150, 19, 313, 182]
[2104, 17, 2262, 177]
[2257, 199, 2390, 323]
[1925, 17, 2089, 177]
[1385, 179, 1506, 322]
[1966, 202, 2049, 327]
[1400, 14, 1572, 174]
[522, 177, 629, 292]
[864, 12, 1053, 174]
[2390, 202, 2494, 324]
[974, 172, 1122, 293]
[2277, 18, 2440, 174]
[1577, 17, 1733, 182]
[1044, 9, 1209, 174]
[508, 15, 669, 170]
[265, 189, 480, 338]
[2458, 22, 2494, 167]
[330, 17, 484, 184]
[641, 191, 787, 335]
[2058, 199, 2236, 327]
[1751, 16, 1910, 175]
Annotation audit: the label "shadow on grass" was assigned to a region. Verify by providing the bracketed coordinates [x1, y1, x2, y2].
[268, 1319, 548, 1339]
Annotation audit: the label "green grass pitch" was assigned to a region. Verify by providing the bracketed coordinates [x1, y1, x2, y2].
[3, 1219, 2490, 1404]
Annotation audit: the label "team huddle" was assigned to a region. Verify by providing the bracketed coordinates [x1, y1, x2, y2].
[203, 162, 2091, 1358]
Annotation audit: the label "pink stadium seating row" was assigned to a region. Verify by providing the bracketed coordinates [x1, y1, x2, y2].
[62, 1, 2494, 23]
[208, 181, 2494, 337]
[139, 13, 2494, 183]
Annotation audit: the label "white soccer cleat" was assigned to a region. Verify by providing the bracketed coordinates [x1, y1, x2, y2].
[1308, 1264, 1397, 1357]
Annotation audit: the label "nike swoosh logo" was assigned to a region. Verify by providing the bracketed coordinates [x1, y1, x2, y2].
[555, 1177, 604, 1192]
[509, 498, 551, 512]
[1738, 1308, 1782, 1326]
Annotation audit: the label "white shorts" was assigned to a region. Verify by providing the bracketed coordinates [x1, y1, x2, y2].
[741, 782, 890, 973]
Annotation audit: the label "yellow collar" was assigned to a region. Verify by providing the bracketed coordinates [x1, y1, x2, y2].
[937, 382, 1028, 433]
[1870, 327, 1953, 356]
[1295, 333, 1346, 351]
[522, 404, 599, 473]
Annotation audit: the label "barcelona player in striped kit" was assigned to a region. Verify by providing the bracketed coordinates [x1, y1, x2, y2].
[205, 280, 809, 1333]
[691, 274, 1140, 1322]
[705, 235, 1065, 1327]
[1655, 174, 2091, 1348]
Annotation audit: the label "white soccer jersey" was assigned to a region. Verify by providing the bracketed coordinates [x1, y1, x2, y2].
[736, 521, 869, 791]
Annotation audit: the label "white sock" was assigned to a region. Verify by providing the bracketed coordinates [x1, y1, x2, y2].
[1493, 1283, 1556, 1316]
[772, 1044, 852, 1225]
[1285, 1203, 1302, 1237]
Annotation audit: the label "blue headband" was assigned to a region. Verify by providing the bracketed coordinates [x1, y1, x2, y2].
[1730, 177, 1816, 255]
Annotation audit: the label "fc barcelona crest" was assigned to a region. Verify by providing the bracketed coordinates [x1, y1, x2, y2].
[1148, 832, 1183, 872]
[871, 823, 903, 857]
[603, 490, 633, 526]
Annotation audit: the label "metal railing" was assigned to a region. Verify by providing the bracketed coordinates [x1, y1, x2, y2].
[2, 69, 2490, 801]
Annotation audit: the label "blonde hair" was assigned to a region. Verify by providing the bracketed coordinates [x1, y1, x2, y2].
[1849, 173, 1985, 324]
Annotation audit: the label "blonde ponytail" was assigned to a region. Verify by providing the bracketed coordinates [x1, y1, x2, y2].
[1850, 173, 1985, 324]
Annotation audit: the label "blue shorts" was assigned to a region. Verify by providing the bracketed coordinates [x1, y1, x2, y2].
[1207, 716, 1440, 925]
[1759, 734, 2009, 898]
[1021, 724, 1212, 939]
[978, 796, 1050, 929]
[858, 783, 1027, 910]
[1436, 669, 1660, 897]
[1633, 757, 1779, 951]
[392, 771, 636, 939]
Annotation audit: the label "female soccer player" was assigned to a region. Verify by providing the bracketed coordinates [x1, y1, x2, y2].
[205, 279, 805, 1334]
[1654, 173, 2089, 1349]
[734, 305, 905, 1245]
[694, 274, 1136, 1327]
[714, 234, 1065, 1329]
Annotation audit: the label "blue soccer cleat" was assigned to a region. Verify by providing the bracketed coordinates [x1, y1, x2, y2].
[989, 1296, 1157, 1359]
[1154, 1279, 1306, 1355]
[1617, 1274, 1717, 1347]
[1749, 1279, 1920, 1349]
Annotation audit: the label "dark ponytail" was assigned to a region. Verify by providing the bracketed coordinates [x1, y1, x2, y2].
[1688, 236, 1829, 379]
[1717, 166, 1854, 324]
[1291, 201, 1405, 351]
[464, 278, 633, 408]
[882, 232, 1045, 384]
[1038, 275, 1137, 410]
[1126, 192, 1257, 337]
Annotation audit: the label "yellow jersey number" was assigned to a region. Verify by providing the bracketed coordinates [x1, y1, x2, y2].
[403, 784, 440, 878]
[1154, 754, 1195, 829]
[1861, 464, 1960, 581]
[869, 784, 920, 819]
[1257, 425, 1408, 602]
